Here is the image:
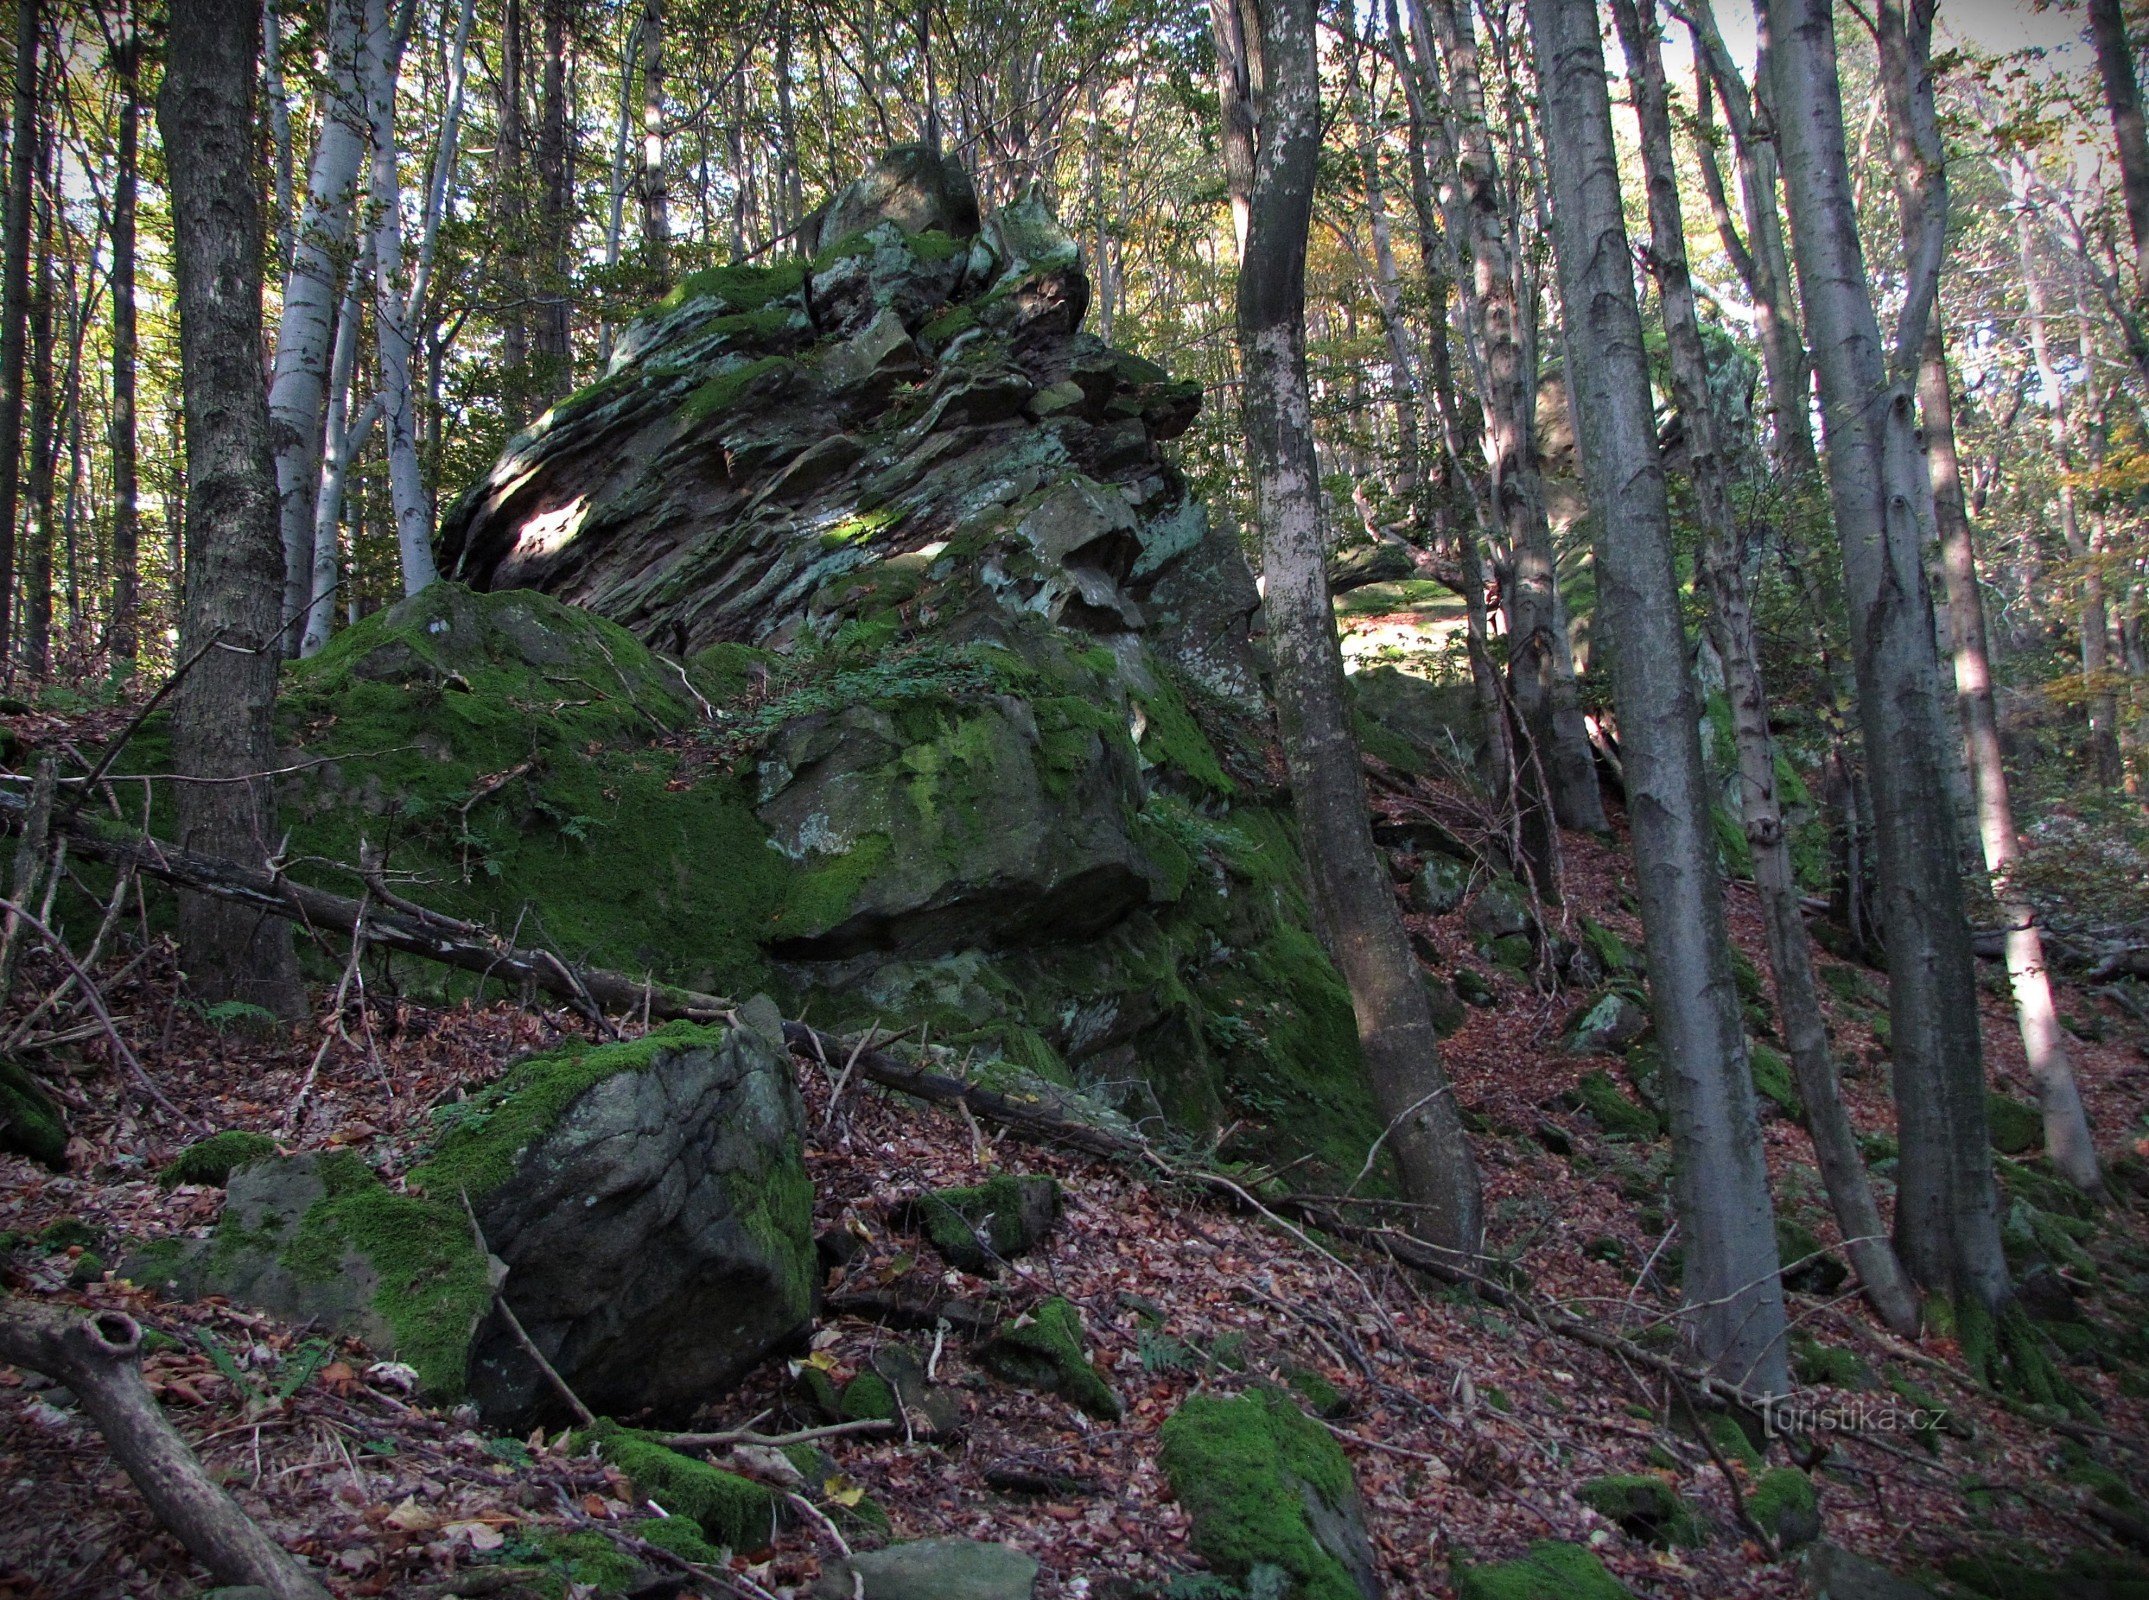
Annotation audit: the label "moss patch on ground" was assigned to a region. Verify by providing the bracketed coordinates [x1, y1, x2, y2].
[160, 1131, 277, 1188]
[1452, 1541, 1634, 1600]
[1577, 1473, 1704, 1546]
[977, 1296, 1121, 1419]
[583, 1423, 777, 1552]
[1574, 1070, 1662, 1142]
[1158, 1387, 1368, 1600]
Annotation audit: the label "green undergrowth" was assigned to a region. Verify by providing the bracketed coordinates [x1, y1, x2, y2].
[1159, 1387, 1366, 1600]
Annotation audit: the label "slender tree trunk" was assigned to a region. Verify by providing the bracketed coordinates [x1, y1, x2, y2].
[107, 5, 139, 672]
[639, 0, 669, 288]
[361, 0, 438, 597]
[1229, 0, 1483, 1261]
[497, 0, 530, 429]
[23, 118, 52, 678]
[0, 0, 40, 665]
[265, 0, 366, 644]
[1420, 0, 1605, 852]
[533, 0, 572, 388]
[160, 0, 305, 1018]
[263, 0, 294, 279]
[2015, 216, 2125, 784]
[1348, 43, 1422, 505]
[1210, 0, 1258, 256]
[2090, 0, 2149, 293]
[1611, 0, 1919, 1338]
[1767, 0, 2009, 1322]
[301, 246, 372, 659]
[1536, 0, 1787, 1392]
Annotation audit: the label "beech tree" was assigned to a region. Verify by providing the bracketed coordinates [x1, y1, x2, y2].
[159, 0, 304, 1016]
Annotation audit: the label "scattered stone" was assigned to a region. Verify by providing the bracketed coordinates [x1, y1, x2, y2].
[1464, 880, 1533, 941]
[584, 1423, 777, 1553]
[1454, 969, 1499, 1009]
[1778, 1217, 1849, 1296]
[1452, 1541, 1634, 1600]
[0, 1054, 67, 1169]
[1408, 856, 1469, 917]
[1565, 991, 1650, 1057]
[976, 1296, 1121, 1419]
[1569, 1070, 1662, 1141]
[1790, 1331, 1871, 1390]
[869, 1343, 966, 1438]
[1750, 1467, 1821, 1550]
[1803, 1541, 1938, 1599]
[158, 1130, 277, 1189]
[1986, 1093, 2041, 1156]
[907, 1173, 1060, 1272]
[1749, 1042, 1804, 1121]
[813, 1537, 1038, 1600]
[1485, 933, 1534, 972]
[1578, 1472, 1703, 1546]
[1159, 1387, 1381, 1600]
[1422, 975, 1466, 1038]
[1578, 918, 1639, 978]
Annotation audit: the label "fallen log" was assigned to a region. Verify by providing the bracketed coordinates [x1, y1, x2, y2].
[0, 1299, 332, 1600]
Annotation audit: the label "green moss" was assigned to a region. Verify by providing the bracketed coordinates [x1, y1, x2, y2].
[533, 1530, 641, 1595]
[921, 304, 976, 343]
[1941, 1550, 2149, 1600]
[771, 832, 892, 938]
[1575, 1070, 1661, 1141]
[1287, 1368, 1346, 1418]
[978, 1296, 1121, 1419]
[840, 1372, 898, 1421]
[628, 1515, 725, 1566]
[0, 1055, 66, 1167]
[725, 1137, 816, 1317]
[276, 1155, 492, 1398]
[1453, 1541, 1635, 1600]
[1747, 1043, 1802, 1119]
[809, 230, 878, 270]
[688, 641, 776, 700]
[1578, 1473, 1703, 1546]
[1159, 1388, 1364, 1600]
[585, 1423, 778, 1552]
[160, 1131, 278, 1188]
[1136, 678, 1235, 796]
[1986, 1094, 2041, 1156]
[1351, 706, 1430, 777]
[411, 1023, 730, 1202]
[679, 356, 795, 423]
[656, 258, 805, 315]
[1790, 1330, 1870, 1389]
[915, 1173, 1058, 1270]
[1748, 1468, 1818, 1548]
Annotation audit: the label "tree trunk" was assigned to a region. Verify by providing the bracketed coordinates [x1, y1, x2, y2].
[23, 114, 53, 678]
[108, 3, 140, 672]
[1536, 0, 1788, 1391]
[1611, 0, 1920, 1337]
[361, 0, 439, 598]
[2090, 0, 2149, 293]
[1230, 0, 1483, 1261]
[1210, 0, 1257, 256]
[159, 0, 305, 1019]
[0, 0, 39, 665]
[639, 0, 669, 288]
[498, 0, 530, 429]
[265, 0, 367, 646]
[533, 0, 572, 388]
[301, 245, 374, 659]
[1766, 0, 2009, 1319]
[1419, 0, 1604, 851]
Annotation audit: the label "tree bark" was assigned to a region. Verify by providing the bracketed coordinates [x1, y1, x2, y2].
[1419, 0, 1605, 851]
[2090, 0, 2149, 295]
[107, 3, 140, 672]
[360, 0, 439, 598]
[265, 0, 367, 646]
[0, 1302, 331, 1600]
[533, 0, 573, 388]
[639, 0, 669, 288]
[498, 0, 530, 428]
[1211, 0, 1258, 257]
[23, 115, 52, 678]
[1535, 0, 1788, 1391]
[1230, 0, 1483, 1261]
[1766, 0, 2009, 1317]
[301, 247, 374, 659]
[160, 0, 306, 1018]
[0, 0, 40, 664]
[1611, 0, 1918, 1337]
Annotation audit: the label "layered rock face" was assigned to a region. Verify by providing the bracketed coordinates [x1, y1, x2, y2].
[274, 150, 1395, 1181]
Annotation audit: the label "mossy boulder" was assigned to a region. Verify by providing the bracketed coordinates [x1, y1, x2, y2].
[812, 1537, 1039, 1600]
[1570, 1070, 1662, 1141]
[1454, 968, 1499, 1009]
[1348, 666, 1483, 774]
[146, 1011, 812, 1427]
[1748, 1042, 1803, 1121]
[1749, 1467, 1820, 1549]
[584, 1422, 778, 1554]
[1158, 1387, 1380, 1600]
[1407, 855, 1469, 916]
[1577, 1473, 1703, 1546]
[160, 1131, 278, 1188]
[1778, 1216, 1849, 1295]
[1453, 1542, 1634, 1600]
[976, 1295, 1121, 1420]
[0, 1054, 67, 1168]
[1564, 991, 1649, 1057]
[1464, 880, 1533, 941]
[908, 1173, 1060, 1272]
[1986, 1093, 2042, 1156]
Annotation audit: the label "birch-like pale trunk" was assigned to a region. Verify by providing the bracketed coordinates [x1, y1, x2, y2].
[107, 6, 140, 670]
[265, 0, 367, 640]
[640, 0, 670, 288]
[1767, 0, 2010, 1319]
[1229, 0, 1483, 1261]
[360, 0, 438, 596]
[1535, 0, 1786, 1392]
[301, 249, 372, 658]
[1611, 0, 1920, 1337]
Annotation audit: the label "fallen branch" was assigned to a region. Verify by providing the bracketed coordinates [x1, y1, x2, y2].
[660, 1417, 897, 1452]
[0, 1299, 332, 1600]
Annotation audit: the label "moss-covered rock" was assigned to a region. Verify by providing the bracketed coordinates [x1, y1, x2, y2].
[1577, 1473, 1703, 1546]
[908, 1173, 1060, 1272]
[1790, 1330, 1871, 1390]
[1986, 1094, 2042, 1156]
[1159, 1388, 1379, 1600]
[1452, 1542, 1634, 1600]
[159, 1131, 278, 1188]
[1564, 991, 1649, 1057]
[585, 1423, 778, 1554]
[1749, 1467, 1821, 1549]
[977, 1296, 1120, 1419]
[1748, 1043, 1803, 1121]
[0, 1054, 67, 1168]
[1571, 1070, 1661, 1141]
[1778, 1216, 1849, 1295]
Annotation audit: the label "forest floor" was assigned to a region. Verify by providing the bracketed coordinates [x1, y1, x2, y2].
[1, 709, 2147, 1599]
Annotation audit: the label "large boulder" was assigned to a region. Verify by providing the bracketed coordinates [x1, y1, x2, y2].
[129, 1013, 814, 1428]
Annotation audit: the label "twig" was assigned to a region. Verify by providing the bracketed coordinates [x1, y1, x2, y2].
[782, 1489, 854, 1557]
[659, 1418, 896, 1451]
